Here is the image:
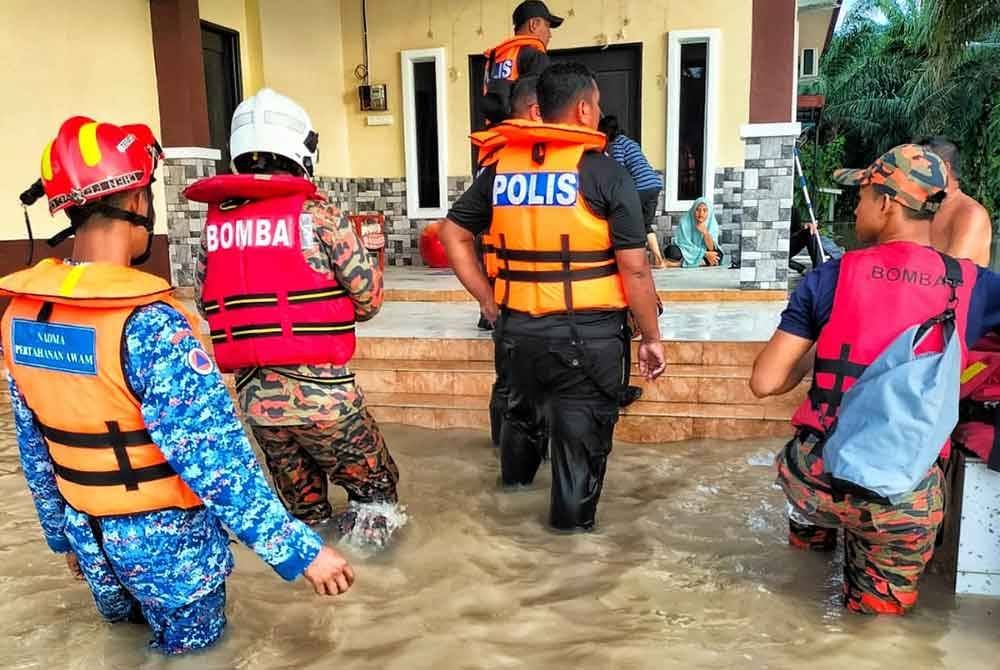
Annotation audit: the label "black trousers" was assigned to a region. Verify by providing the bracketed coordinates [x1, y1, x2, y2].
[495, 321, 626, 531]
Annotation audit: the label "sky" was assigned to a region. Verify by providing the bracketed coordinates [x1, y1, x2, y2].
[836, 0, 860, 29]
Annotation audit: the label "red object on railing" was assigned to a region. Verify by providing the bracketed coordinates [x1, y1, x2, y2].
[350, 213, 387, 272]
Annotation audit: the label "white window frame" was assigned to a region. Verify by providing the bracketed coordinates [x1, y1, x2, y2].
[665, 29, 720, 213]
[401, 47, 449, 219]
[801, 48, 818, 77]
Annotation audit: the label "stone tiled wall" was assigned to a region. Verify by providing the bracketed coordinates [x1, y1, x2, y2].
[739, 136, 796, 289]
[163, 157, 215, 287]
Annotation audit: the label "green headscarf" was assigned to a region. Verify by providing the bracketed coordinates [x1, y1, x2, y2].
[674, 197, 720, 267]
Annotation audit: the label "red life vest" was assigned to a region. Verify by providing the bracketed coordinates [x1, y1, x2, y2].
[792, 242, 976, 449]
[953, 335, 1000, 469]
[185, 174, 357, 372]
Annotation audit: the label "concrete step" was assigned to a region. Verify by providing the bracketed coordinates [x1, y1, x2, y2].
[352, 359, 806, 408]
[355, 337, 768, 366]
[363, 392, 795, 444]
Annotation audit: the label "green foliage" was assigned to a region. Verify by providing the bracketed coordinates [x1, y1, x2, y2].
[794, 135, 847, 226]
[815, 0, 1000, 220]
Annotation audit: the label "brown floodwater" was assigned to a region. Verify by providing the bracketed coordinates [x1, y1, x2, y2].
[0, 400, 997, 670]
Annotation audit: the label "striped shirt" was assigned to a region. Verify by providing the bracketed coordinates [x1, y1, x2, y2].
[608, 135, 663, 192]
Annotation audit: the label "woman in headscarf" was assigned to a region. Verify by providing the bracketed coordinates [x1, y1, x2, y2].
[664, 197, 723, 267]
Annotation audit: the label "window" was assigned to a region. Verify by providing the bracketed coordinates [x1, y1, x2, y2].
[201, 22, 242, 173]
[801, 48, 818, 77]
[401, 48, 448, 218]
[666, 30, 720, 211]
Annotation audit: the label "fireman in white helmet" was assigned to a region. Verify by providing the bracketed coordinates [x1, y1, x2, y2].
[189, 88, 402, 548]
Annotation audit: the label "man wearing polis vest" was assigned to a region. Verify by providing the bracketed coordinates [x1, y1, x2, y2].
[440, 62, 666, 531]
[191, 89, 401, 548]
[2, 117, 353, 654]
[750, 145, 1000, 615]
[482, 1, 562, 125]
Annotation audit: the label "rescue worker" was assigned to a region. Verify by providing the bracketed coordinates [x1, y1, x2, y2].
[190, 89, 401, 548]
[916, 136, 993, 267]
[440, 62, 667, 531]
[471, 76, 543, 447]
[750, 144, 1000, 615]
[2, 117, 353, 655]
[481, 0, 562, 124]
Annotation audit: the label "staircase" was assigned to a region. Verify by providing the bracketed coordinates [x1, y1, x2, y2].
[351, 337, 803, 443]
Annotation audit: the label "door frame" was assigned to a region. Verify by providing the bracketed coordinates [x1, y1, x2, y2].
[665, 29, 720, 212]
[200, 20, 243, 95]
[401, 47, 449, 219]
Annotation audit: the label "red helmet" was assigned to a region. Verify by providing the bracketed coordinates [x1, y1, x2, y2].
[40, 116, 163, 215]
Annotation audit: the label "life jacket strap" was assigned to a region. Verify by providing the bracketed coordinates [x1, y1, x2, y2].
[212, 320, 356, 343]
[54, 461, 179, 488]
[203, 287, 349, 314]
[495, 248, 615, 263]
[496, 264, 618, 284]
[39, 422, 153, 448]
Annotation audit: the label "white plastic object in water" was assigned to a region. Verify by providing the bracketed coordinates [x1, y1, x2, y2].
[956, 458, 1000, 596]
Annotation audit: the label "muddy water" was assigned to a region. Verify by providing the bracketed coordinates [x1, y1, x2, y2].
[0, 403, 997, 670]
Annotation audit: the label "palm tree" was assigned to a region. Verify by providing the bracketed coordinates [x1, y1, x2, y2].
[816, 0, 1000, 213]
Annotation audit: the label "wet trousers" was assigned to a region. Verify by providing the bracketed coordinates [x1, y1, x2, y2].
[776, 432, 945, 615]
[79, 517, 227, 655]
[252, 408, 400, 524]
[497, 328, 625, 531]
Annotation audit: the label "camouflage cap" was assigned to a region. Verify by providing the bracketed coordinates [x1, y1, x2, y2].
[833, 144, 948, 214]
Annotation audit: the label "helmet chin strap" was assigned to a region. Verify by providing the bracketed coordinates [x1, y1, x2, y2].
[48, 186, 157, 267]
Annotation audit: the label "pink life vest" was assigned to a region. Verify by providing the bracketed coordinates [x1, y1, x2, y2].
[792, 242, 976, 461]
[184, 173, 356, 372]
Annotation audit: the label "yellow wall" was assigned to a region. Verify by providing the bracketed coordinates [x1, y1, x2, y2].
[0, 0, 165, 241]
[798, 6, 834, 77]
[198, 0, 265, 95]
[256, 0, 351, 174]
[338, 0, 753, 179]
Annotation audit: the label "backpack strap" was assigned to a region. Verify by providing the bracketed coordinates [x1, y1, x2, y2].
[915, 251, 963, 343]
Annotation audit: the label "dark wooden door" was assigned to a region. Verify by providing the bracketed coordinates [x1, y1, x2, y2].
[202, 22, 242, 173]
[468, 43, 642, 169]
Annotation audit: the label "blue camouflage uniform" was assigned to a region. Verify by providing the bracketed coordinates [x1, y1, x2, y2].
[7, 302, 323, 654]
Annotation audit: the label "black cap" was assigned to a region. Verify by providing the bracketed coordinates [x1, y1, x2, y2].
[513, 1, 564, 29]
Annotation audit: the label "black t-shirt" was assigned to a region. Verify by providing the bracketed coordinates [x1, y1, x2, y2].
[448, 151, 648, 250]
[517, 46, 550, 78]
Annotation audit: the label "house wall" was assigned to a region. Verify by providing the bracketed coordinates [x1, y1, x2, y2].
[797, 5, 835, 78]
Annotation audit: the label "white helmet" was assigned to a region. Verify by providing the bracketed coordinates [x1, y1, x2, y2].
[230, 88, 319, 176]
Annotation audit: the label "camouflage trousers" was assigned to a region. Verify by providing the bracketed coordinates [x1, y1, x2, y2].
[775, 432, 945, 616]
[251, 408, 399, 524]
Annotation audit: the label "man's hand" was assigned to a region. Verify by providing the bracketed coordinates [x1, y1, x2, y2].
[637, 340, 666, 380]
[66, 552, 84, 581]
[480, 299, 499, 325]
[303, 546, 355, 596]
[705, 251, 721, 266]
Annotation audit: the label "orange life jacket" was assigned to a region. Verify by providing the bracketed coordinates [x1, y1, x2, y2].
[0, 259, 203, 517]
[487, 119, 627, 316]
[471, 128, 509, 279]
[482, 36, 547, 95]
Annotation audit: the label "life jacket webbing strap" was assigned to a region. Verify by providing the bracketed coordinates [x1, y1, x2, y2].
[203, 288, 349, 314]
[214, 320, 356, 343]
[106, 421, 139, 491]
[40, 423, 153, 448]
[499, 233, 512, 307]
[495, 248, 615, 263]
[54, 461, 178, 488]
[496, 264, 618, 284]
[287, 287, 349, 303]
[560, 234, 575, 318]
[809, 343, 866, 419]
